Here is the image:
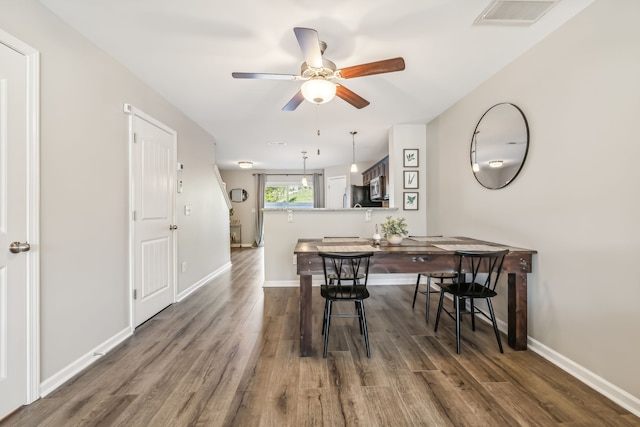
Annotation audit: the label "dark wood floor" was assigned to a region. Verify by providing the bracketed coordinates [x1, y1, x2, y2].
[3, 247, 638, 426]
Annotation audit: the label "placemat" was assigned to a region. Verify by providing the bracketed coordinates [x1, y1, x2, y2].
[316, 245, 380, 252]
[408, 236, 462, 242]
[433, 244, 507, 252]
[321, 238, 368, 243]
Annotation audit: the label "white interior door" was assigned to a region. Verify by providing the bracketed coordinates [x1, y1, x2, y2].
[0, 34, 39, 419]
[130, 109, 176, 327]
[326, 176, 347, 209]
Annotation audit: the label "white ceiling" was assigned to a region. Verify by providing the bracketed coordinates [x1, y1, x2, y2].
[39, 0, 593, 171]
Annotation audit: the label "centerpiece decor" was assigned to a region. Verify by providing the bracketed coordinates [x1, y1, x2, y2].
[380, 216, 408, 245]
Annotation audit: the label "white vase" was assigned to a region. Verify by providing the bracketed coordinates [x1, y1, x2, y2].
[387, 235, 403, 245]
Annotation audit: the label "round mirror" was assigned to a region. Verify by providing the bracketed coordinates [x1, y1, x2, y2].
[230, 188, 248, 202]
[470, 103, 529, 189]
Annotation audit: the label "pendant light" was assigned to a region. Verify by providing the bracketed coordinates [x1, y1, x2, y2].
[301, 151, 308, 187]
[350, 131, 358, 173]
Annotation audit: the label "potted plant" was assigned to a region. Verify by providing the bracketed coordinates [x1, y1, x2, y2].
[380, 216, 408, 245]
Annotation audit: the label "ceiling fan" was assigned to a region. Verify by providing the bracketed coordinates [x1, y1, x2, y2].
[231, 27, 405, 111]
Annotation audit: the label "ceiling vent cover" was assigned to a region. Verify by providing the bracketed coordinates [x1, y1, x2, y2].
[474, 0, 559, 25]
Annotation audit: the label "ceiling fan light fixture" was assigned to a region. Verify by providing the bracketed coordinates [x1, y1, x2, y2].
[238, 161, 253, 169]
[301, 78, 336, 104]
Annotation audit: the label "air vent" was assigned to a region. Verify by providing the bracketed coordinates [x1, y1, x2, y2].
[474, 0, 559, 25]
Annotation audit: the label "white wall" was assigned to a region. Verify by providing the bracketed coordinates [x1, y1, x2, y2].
[0, 0, 229, 383]
[426, 0, 640, 405]
[263, 208, 400, 285]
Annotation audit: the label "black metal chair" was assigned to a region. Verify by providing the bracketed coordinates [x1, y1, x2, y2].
[322, 238, 365, 284]
[434, 249, 509, 354]
[319, 251, 373, 358]
[412, 271, 458, 323]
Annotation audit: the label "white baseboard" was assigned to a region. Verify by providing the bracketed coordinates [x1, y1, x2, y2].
[39, 327, 131, 397]
[39, 264, 233, 399]
[528, 337, 640, 418]
[177, 261, 232, 301]
[472, 307, 640, 418]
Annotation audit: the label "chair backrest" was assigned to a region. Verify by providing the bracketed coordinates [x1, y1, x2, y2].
[455, 250, 509, 294]
[319, 252, 373, 297]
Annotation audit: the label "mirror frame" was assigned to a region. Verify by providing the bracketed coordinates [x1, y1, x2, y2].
[470, 102, 529, 190]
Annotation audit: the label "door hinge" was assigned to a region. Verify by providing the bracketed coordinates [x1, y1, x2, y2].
[133, 289, 137, 300]
[132, 210, 137, 221]
[133, 132, 138, 143]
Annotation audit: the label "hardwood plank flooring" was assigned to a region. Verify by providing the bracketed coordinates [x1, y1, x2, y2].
[3, 247, 638, 426]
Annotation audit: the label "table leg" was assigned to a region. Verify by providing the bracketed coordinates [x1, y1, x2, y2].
[507, 272, 528, 350]
[300, 274, 313, 356]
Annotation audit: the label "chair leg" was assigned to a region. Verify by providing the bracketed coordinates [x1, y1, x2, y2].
[323, 300, 332, 358]
[470, 297, 476, 331]
[425, 276, 432, 323]
[356, 301, 363, 335]
[412, 274, 421, 308]
[321, 299, 328, 335]
[359, 300, 371, 358]
[486, 298, 504, 353]
[455, 295, 462, 354]
[434, 290, 445, 332]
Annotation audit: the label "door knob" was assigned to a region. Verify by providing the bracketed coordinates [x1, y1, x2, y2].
[169, 225, 178, 230]
[9, 242, 31, 253]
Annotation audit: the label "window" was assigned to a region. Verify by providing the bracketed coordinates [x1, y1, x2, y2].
[265, 183, 314, 209]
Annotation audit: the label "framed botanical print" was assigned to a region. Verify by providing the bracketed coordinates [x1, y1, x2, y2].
[403, 149, 419, 167]
[403, 192, 418, 210]
[403, 170, 418, 189]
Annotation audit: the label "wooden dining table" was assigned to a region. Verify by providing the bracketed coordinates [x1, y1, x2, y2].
[294, 236, 537, 357]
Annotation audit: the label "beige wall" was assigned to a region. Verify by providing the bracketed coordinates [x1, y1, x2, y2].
[426, 0, 640, 402]
[0, 0, 230, 381]
[220, 170, 256, 246]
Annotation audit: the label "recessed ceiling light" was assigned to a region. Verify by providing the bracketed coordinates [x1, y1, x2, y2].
[267, 141, 287, 146]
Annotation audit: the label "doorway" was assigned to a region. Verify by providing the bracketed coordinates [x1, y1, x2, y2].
[326, 175, 347, 209]
[0, 29, 40, 419]
[126, 105, 177, 327]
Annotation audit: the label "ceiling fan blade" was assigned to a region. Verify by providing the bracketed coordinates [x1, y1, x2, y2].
[336, 84, 370, 109]
[338, 57, 406, 79]
[232, 72, 298, 80]
[293, 27, 323, 68]
[282, 91, 305, 111]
